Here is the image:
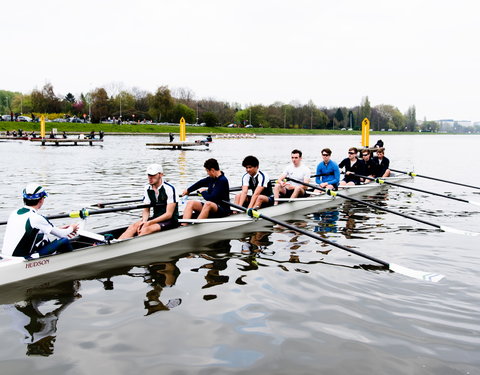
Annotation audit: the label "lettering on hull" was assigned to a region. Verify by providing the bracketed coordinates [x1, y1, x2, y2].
[25, 259, 50, 269]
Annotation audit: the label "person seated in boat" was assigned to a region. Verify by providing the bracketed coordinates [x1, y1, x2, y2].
[181, 158, 231, 222]
[372, 147, 391, 177]
[273, 149, 311, 205]
[62, 131, 67, 139]
[360, 149, 376, 182]
[118, 164, 179, 239]
[49, 130, 56, 139]
[315, 148, 340, 190]
[234, 155, 273, 209]
[339, 147, 366, 186]
[1, 184, 79, 258]
[6, 130, 10, 136]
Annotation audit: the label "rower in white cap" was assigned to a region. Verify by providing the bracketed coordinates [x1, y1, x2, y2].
[118, 163, 179, 239]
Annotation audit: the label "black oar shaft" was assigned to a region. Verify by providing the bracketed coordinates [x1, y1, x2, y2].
[391, 169, 480, 190]
[287, 177, 441, 229]
[0, 203, 165, 225]
[225, 201, 388, 267]
[353, 174, 471, 204]
[96, 198, 143, 208]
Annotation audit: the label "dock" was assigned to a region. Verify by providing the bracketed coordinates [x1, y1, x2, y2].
[146, 141, 210, 150]
[30, 138, 104, 146]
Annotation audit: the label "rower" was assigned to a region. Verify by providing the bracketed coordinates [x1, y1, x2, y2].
[1, 184, 79, 258]
[339, 147, 365, 186]
[234, 155, 273, 209]
[273, 149, 311, 204]
[360, 149, 376, 182]
[372, 147, 391, 177]
[181, 158, 231, 222]
[118, 164, 179, 239]
[315, 148, 340, 190]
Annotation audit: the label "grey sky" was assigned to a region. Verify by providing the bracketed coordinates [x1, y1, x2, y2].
[3, 0, 479, 121]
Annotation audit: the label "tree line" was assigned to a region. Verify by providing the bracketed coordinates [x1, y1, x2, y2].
[0, 84, 439, 131]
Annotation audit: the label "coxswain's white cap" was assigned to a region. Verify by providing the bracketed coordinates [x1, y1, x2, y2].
[146, 164, 163, 175]
[23, 183, 48, 200]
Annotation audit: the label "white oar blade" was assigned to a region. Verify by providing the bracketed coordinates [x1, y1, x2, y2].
[440, 225, 480, 237]
[469, 200, 480, 207]
[389, 263, 445, 282]
[78, 230, 106, 242]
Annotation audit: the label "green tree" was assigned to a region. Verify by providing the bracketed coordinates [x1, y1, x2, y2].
[90, 88, 110, 123]
[171, 103, 195, 123]
[0, 90, 19, 113]
[334, 108, 345, 128]
[112, 91, 136, 119]
[148, 86, 174, 122]
[200, 111, 219, 127]
[405, 105, 417, 132]
[359, 96, 371, 127]
[31, 83, 61, 113]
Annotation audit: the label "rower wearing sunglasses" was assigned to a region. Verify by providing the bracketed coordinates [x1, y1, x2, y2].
[315, 148, 340, 190]
[339, 147, 366, 186]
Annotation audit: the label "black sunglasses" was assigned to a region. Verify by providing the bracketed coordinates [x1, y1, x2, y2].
[348, 151, 356, 155]
[322, 153, 330, 156]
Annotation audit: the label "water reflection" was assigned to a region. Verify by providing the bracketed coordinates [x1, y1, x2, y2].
[5, 280, 81, 357]
[96, 262, 183, 316]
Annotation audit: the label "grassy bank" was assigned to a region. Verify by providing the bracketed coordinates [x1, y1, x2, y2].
[0, 121, 361, 135]
[0, 121, 436, 135]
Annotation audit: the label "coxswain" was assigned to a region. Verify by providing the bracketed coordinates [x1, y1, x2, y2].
[181, 158, 231, 222]
[273, 149, 311, 204]
[1, 184, 79, 258]
[234, 155, 273, 209]
[118, 164, 179, 239]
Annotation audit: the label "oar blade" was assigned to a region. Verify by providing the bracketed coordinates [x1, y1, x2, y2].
[389, 263, 445, 282]
[440, 225, 480, 237]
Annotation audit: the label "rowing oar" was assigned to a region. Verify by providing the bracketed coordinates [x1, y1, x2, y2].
[351, 173, 480, 207]
[224, 201, 444, 282]
[0, 203, 166, 225]
[286, 177, 479, 237]
[95, 198, 143, 208]
[94, 186, 245, 208]
[391, 169, 480, 190]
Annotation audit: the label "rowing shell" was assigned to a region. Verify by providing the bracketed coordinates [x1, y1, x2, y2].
[0, 176, 411, 288]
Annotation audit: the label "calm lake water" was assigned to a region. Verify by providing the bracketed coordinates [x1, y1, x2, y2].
[0, 134, 479, 374]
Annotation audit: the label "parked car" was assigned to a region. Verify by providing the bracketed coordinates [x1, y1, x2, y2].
[69, 118, 83, 123]
[245, 124, 253, 128]
[227, 123, 236, 128]
[1, 115, 13, 121]
[17, 116, 32, 122]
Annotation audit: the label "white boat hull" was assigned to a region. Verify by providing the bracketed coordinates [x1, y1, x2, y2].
[0, 176, 411, 287]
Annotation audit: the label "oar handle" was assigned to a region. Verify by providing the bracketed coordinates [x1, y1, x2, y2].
[391, 169, 480, 190]
[224, 201, 389, 267]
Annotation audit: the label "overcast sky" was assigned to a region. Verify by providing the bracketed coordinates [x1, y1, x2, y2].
[3, 0, 479, 121]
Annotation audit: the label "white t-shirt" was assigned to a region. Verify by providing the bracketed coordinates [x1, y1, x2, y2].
[282, 164, 311, 186]
[143, 182, 177, 205]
